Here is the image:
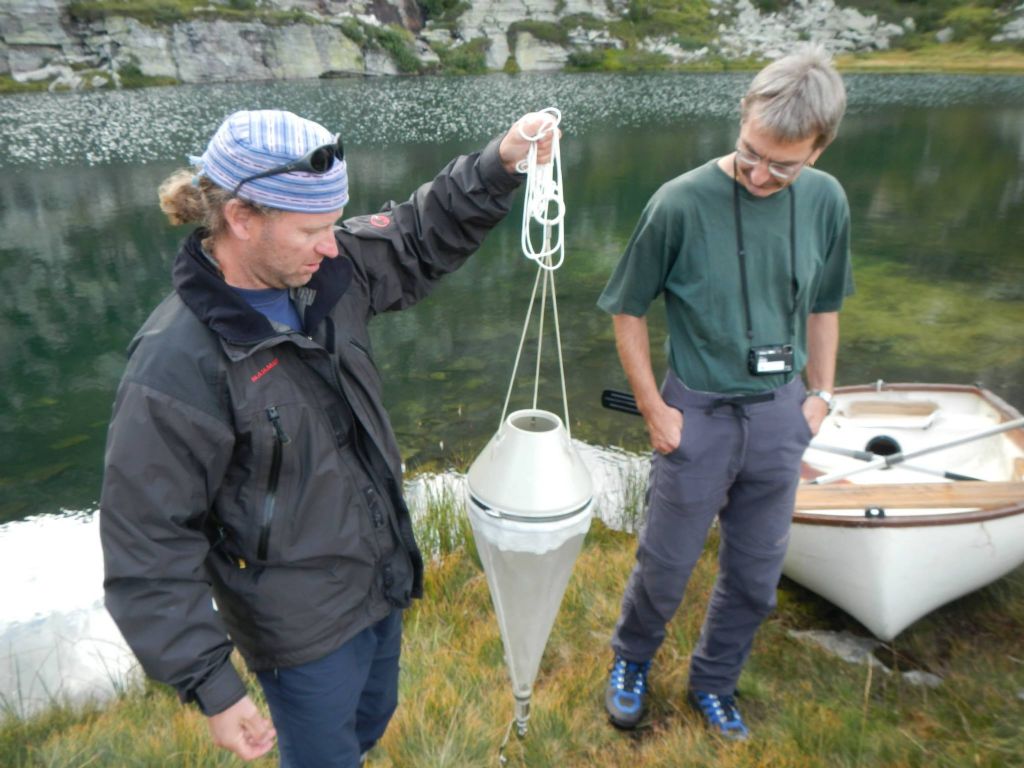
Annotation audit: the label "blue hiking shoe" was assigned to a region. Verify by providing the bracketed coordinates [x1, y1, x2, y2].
[605, 655, 651, 729]
[687, 689, 750, 741]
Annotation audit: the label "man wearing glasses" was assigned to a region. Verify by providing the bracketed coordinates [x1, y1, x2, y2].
[600, 48, 853, 739]
[100, 108, 554, 766]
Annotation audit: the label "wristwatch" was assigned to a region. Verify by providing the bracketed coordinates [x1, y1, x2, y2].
[807, 389, 834, 413]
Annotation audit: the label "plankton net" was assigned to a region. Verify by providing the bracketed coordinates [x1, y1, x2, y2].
[465, 109, 594, 747]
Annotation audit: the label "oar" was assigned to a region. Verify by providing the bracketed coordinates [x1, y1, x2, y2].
[601, 388, 641, 416]
[808, 441, 982, 482]
[809, 417, 1024, 485]
[604, 389, 1002, 483]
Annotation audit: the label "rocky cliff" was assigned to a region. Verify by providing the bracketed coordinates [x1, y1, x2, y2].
[1, 0, 1022, 91]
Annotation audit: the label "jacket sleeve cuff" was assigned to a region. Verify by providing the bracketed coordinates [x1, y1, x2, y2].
[478, 134, 523, 197]
[190, 660, 248, 716]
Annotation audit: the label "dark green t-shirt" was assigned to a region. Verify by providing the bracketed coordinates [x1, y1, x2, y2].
[598, 159, 854, 394]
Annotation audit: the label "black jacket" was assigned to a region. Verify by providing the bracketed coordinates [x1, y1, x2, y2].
[100, 137, 520, 715]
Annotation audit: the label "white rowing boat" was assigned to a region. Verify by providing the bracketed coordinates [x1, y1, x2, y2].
[788, 383, 1024, 641]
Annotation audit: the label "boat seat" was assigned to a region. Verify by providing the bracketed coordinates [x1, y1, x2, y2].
[835, 399, 940, 429]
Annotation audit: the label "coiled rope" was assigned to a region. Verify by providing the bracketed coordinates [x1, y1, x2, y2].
[499, 107, 572, 439]
[517, 108, 565, 270]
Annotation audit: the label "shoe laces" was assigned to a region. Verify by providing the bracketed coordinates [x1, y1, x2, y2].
[610, 656, 651, 695]
[692, 691, 747, 733]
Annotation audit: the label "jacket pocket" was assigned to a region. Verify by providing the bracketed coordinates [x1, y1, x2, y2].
[216, 398, 381, 568]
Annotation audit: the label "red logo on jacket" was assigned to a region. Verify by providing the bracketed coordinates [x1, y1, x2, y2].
[251, 358, 280, 383]
[370, 214, 391, 228]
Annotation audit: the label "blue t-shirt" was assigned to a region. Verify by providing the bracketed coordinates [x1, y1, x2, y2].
[233, 286, 303, 332]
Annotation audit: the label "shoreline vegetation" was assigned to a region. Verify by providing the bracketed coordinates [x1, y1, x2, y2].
[3, 482, 1023, 766]
[3, 47, 1024, 98]
[4, 0, 1024, 95]
[2, 44, 1024, 96]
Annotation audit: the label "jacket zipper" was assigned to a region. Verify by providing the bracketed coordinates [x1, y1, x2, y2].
[258, 406, 291, 561]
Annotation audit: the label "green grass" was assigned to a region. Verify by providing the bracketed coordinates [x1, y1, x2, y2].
[508, 20, 571, 48]
[420, 0, 471, 26]
[67, 0, 313, 26]
[840, 0, 1007, 35]
[0, 66, 177, 94]
[559, 31, 1024, 75]
[621, 0, 717, 47]
[4, 478, 1023, 766]
[0, 76, 50, 95]
[412, 478, 475, 560]
[365, 24, 426, 74]
[115, 63, 179, 89]
[431, 37, 491, 75]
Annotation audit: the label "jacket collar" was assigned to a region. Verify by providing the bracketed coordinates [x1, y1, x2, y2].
[172, 229, 353, 345]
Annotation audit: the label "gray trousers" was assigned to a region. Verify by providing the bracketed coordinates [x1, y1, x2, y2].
[611, 373, 812, 695]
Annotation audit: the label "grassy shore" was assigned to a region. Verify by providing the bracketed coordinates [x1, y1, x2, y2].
[835, 43, 1024, 73]
[3, 480, 1023, 768]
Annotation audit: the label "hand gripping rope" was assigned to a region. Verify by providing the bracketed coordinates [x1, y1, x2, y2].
[498, 107, 573, 441]
[517, 108, 565, 270]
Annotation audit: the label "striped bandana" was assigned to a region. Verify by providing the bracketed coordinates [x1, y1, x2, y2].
[194, 110, 349, 213]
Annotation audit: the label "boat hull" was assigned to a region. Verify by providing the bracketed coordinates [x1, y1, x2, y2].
[785, 506, 1024, 640]
[784, 383, 1024, 640]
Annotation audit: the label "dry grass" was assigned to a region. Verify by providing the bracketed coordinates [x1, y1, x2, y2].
[4, 513, 1023, 767]
[836, 43, 1024, 74]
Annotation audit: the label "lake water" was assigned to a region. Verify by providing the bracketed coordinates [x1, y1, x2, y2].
[2, 71, 1023, 713]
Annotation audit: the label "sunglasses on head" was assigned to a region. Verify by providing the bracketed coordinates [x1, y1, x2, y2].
[232, 135, 344, 197]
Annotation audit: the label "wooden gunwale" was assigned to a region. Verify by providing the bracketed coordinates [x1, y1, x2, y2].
[795, 382, 1024, 529]
[791, 501, 1024, 528]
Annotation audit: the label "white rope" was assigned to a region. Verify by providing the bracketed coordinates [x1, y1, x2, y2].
[499, 266, 544, 428]
[499, 108, 573, 439]
[516, 108, 565, 271]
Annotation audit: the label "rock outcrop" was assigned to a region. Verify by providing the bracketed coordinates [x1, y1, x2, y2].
[711, 0, 904, 62]
[456, 0, 624, 70]
[993, 2, 1024, 43]
[0, 0, 1020, 91]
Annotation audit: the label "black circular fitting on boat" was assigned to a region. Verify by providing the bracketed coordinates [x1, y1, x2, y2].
[865, 434, 901, 457]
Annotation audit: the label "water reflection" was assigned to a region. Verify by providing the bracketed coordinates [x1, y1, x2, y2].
[0, 73, 1022, 527]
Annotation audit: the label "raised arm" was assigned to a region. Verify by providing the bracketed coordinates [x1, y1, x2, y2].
[338, 113, 558, 315]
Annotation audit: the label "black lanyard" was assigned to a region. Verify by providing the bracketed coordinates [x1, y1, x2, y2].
[732, 161, 798, 343]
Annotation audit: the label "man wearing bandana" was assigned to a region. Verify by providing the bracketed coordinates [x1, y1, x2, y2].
[100, 109, 555, 766]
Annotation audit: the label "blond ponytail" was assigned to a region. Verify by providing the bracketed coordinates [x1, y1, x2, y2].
[158, 170, 274, 240]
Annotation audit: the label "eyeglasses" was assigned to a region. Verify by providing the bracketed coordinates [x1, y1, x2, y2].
[232, 135, 344, 196]
[734, 142, 809, 182]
